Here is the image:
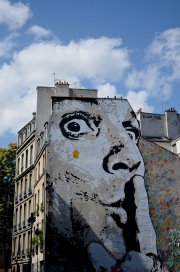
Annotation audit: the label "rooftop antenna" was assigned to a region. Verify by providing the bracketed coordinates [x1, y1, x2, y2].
[49, 72, 55, 83]
[69, 82, 77, 89]
[158, 102, 169, 112]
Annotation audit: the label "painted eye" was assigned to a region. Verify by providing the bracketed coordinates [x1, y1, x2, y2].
[67, 122, 80, 132]
[60, 118, 93, 140]
[127, 131, 136, 142]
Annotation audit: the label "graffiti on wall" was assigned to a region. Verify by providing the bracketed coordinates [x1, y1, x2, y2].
[46, 98, 169, 272]
[139, 139, 180, 271]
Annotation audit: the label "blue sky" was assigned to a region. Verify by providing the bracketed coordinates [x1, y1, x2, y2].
[0, 0, 180, 147]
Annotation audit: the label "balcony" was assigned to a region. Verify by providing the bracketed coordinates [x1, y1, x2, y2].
[23, 190, 27, 198]
[13, 225, 17, 232]
[19, 193, 22, 200]
[28, 187, 32, 194]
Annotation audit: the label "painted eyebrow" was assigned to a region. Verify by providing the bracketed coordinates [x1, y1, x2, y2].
[61, 111, 103, 126]
[61, 111, 89, 119]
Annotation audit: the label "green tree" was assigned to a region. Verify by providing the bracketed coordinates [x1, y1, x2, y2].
[0, 142, 16, 272]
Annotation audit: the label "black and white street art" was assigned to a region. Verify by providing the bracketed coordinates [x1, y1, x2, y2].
[46, 98, 169, 272]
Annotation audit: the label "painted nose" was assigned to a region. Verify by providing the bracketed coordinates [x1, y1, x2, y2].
[102, 145, 141, 174]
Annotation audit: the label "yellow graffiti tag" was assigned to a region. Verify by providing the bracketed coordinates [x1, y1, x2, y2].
[72, 150, 79, 158]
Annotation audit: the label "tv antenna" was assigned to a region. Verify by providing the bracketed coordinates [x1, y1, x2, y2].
[49, 73, 66, 84]
[69, 82, 77, 88]
[158, 102, 169, 112]
[49, 72, 56, 83]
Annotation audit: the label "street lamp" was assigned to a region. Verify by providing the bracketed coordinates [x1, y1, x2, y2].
[28, 213, 36, 272]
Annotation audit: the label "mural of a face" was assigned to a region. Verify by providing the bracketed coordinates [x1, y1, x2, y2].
[48, 98, 168, 272]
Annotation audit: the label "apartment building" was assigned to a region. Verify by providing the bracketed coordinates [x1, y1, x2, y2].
[136, 108, 180, 155]
[12, 80, 180, 272]
[12, 116, 36, 272]
[11, 82, 97, 272]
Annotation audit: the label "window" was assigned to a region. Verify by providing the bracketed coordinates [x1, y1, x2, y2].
[17, 158, 20, 175]
[28, 232, 30, 250]
[18, 236, 21, 253]
[16, 208, 18, 225]
[26, 149, 28, 168]
[24, 178, 27, 192]
[14, 237, 17, 252]
[43, 154, 45, 171]
[38, 162, 40, 178]
[42, 183, 44, 204]
[24, 203, 26, 222]
[30, 145, 33, 164]
[38, 190, 40, 205]
[19, 206, 22, 226]
[21, 154, 24, 172]
[29, 200, 31, 217]
[17, 183, 19, 197]
[23, 233, 26, 251]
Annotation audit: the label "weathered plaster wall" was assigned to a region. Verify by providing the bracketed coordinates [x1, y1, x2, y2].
[45, 98, 176, 272]
[140, 138, 180, 271]
[137, 113, 165, 137]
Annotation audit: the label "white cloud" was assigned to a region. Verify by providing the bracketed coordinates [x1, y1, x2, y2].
[0, 33, 17, 57]
[26, 25, 52, 39]
[125, 90, 154, 113]
[0, 37, 131, 135]
[97, 83, 117, 98]
[0, 0, 32, 30]
[125, 28, 180, 100]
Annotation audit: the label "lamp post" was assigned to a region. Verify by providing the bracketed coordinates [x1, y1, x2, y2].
[28, 213, 36, 272]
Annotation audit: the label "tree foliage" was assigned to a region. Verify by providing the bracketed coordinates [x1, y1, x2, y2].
[0, 142, 16, 271]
